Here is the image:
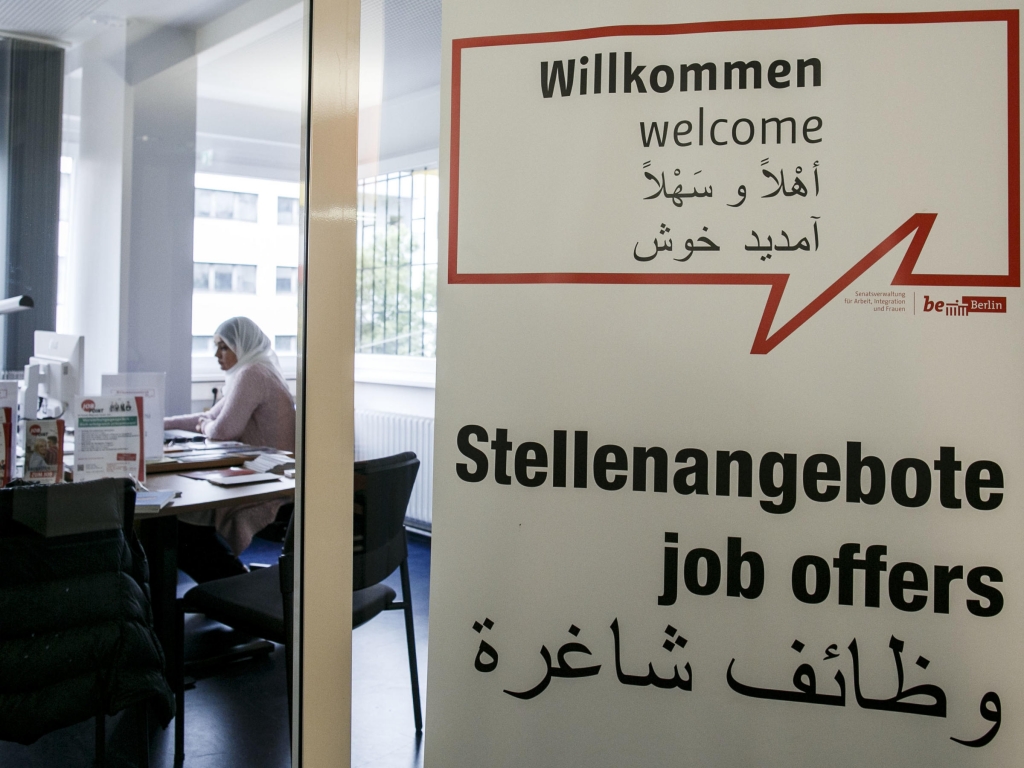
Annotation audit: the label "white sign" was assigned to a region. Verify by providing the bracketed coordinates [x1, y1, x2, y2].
[427, 3, 1021, 766]
[102, 372, 165, 461]
[74, 395, 145, 483]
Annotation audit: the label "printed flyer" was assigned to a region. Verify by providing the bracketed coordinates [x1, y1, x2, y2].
[23, 419, 64, 484]
[73, 395, 145, 483]
[0, 381, 18, 476]
[0, 407, 12, 486]
[426, 2, 1023, 766]
[102, 372, 165, 461]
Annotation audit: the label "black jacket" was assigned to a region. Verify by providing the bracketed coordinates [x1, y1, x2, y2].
[0, 479, 174, 745]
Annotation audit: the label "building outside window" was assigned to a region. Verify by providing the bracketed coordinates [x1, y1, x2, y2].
[192, 173, 301, 391]
[276, 266, 298, 294]
[194, 262, 258, 293]
[195, 188, 258, 222]
[278, 196, 300, 225]
[275, 335, 297, 354]
[192, 335, 215, 356]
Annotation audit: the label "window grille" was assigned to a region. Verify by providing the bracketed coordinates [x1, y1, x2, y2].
[355, 168, 438, 357]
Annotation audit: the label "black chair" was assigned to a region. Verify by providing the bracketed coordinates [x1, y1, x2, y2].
[352, 451, 422, 733]
[179, 450, 424, 757]
[0, 478, 175, 767]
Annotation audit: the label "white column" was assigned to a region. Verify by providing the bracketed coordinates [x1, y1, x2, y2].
[69, 27, 127, 395]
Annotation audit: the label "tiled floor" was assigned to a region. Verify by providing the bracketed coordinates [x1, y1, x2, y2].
[0, 533, 432, 767]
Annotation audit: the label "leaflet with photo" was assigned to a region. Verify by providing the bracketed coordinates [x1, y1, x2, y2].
[23, 419, 64, 484]
[0, 381, 19, 474]
[0, 407, 12, 486]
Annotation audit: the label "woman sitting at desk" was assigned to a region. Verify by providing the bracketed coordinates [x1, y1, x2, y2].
[165, 316, 295, 582]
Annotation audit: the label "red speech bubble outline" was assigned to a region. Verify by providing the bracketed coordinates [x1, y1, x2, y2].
[448, 11, 1020, 354]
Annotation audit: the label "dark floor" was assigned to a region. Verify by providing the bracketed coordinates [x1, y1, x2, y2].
[0, 532, 431, 768]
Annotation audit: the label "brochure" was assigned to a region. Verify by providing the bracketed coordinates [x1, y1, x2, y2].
[0, 381, 19, 475]
[73, 395, 145, 483]
[23, 419, 64, 484]
[101, 372, 165, 461]
[0, 407, 11, 486]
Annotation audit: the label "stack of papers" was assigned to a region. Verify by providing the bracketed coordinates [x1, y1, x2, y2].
[135, 490, 178, 516]
[243, 453, 295, 474]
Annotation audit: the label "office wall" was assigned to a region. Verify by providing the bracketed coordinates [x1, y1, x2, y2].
[119, 23, 197, 415]
[65, 22, 198, 410]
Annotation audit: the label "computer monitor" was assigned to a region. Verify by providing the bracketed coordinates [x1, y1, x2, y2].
[22, 332, 84, 419]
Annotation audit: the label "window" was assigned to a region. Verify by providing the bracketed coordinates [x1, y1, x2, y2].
[277, 196, 299, 225]
[192, 335, 214, 356]
[194, 263, 257, 293]
[276, 266, 298, 294]
[195, 188, 258, 222]
[59, 169, 71, 222]
[356, 168, 439, 356]
[275, 335, 297, 354]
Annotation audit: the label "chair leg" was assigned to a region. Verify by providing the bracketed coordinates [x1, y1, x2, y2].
[283, 590, 294, 751]
[137, 702, 151, 768]
[174, 599, 185, 765]
[94, 708, 105, 767]
[399, 557, 423, 733]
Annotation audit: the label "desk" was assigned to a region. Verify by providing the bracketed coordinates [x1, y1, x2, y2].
[144, 473, 295, 516]
[137, 472, 295, 688]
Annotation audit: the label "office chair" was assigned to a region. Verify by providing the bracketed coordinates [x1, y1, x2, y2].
[178, 450, 424, 762]
[352, 451, 423, 734]
[0, 478, 175, 767]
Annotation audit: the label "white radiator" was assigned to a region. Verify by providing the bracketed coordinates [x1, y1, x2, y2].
[354, 409, 434, 531]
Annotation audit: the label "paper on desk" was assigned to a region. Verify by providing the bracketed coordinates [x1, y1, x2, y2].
[207, 472, 280, 487]
[135, 489, 177, 515]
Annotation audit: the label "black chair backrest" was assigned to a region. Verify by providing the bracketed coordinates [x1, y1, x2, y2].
[352, 452, 419, 592]
[0, 478, 141, 594]
[0, 478, 135, 539]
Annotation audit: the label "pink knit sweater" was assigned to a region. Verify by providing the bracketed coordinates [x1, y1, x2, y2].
[164, 364, 295, 554]
[165, 364, 295, 451]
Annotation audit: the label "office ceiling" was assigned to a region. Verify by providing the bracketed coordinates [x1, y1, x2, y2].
[197, 0, 439, 115]
[0, 0, 108, 40]
[0, 0, 252, 45]
[382, 0, 440, 101]
[24, 0, 441, 176]
[199, 19, 304, 113]
[198, 0, 440, 108]
[1, 0, 440, 112]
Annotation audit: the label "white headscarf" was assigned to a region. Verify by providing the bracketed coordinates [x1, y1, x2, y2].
[215, 317, 290, 394]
